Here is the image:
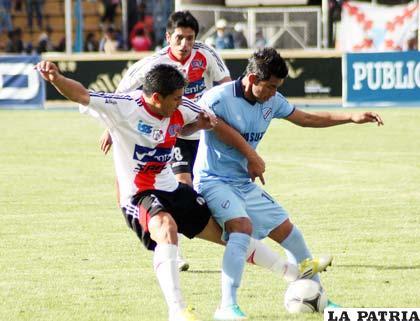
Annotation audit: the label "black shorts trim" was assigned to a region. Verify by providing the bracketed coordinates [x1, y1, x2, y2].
[171, 138, 199, 175]
[121, 183, 211, 251]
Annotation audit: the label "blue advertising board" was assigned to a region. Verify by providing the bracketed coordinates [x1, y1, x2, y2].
[0, 55, 45, 109]
[343, 51, 420, 106]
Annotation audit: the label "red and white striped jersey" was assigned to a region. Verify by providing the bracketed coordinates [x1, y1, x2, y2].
[79, 90, 206, 208]
[117, 42, 230, 140]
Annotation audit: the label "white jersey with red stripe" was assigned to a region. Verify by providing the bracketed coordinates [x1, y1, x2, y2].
[79, 90, 205, 208]
[117, 41, 230, 140]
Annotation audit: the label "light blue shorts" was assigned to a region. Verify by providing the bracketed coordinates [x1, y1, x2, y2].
[197, 180, 289, 241]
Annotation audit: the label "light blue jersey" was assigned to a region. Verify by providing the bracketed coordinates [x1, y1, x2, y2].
[193, 78, 295, 185]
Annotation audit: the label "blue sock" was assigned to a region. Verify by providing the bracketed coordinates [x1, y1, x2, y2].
[280, 225, 320, 283]
[221, 232, 250, 308]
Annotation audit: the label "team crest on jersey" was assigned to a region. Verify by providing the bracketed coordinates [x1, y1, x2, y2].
[262, 107, 273, 121]
[221, 200, 230, 209]
[152, 129, 164, 142]
[191, 60, 205, 70]
[168, 124, 182, 137]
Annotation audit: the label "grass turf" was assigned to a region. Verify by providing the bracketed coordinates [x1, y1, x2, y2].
[1, 108, 419, 321]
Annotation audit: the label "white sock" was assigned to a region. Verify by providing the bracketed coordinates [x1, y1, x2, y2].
[247, 238, 299, 282]
[153, 244, 185, 314]
[176, 233, 184, 260]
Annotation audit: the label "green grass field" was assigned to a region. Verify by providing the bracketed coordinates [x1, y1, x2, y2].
[1, 108, 420, 321]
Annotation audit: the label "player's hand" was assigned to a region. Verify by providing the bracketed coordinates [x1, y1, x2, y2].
[196, 111, 218, 130]
[34, 60, 60, 83]
[351, 112, 384, 126]
[247, 153, 266, 185]
[100, 130, 113, 155]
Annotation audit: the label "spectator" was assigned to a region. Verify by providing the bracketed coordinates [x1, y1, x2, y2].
[26, 0, 43, 31]
[37, 26, 55, 53]
[254, 29, 267, 49]
[84, 32, 99, 52]
[0, 0, 13, 35]
[5, 27, 24, 53]
[128, 15, 154, 50]
[214, 18, 234, 49]
[233, 22, 248, 49]
[99, 26, 119, 53]
[130, 28, 152, 52]
[100, 0, 119, 27]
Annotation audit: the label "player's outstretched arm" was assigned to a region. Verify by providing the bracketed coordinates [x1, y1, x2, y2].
[286, 108, 384, 128]
[35, 60, 90, 105]
[213, 118, 266, 185]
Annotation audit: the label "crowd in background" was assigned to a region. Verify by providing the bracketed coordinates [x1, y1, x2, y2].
[0, 0, 418, 54]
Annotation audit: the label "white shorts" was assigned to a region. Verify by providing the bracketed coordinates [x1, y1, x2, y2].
[196, 180, 289, 241]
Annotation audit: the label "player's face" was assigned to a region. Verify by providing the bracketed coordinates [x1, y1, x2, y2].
[156, 88, 184, 117]
[166, 27, 196, 61]
[252, 76, 285, 103]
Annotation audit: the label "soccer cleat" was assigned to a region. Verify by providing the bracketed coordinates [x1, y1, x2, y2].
[169, 306, 202, 321]
[298, 255, 333, 279]
[177, 258, 190, 272]
[214, 304, 247, 320]
[326, 299, 342, 309]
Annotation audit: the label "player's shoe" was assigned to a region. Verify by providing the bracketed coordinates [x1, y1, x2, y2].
[213, 304, 247, 320]
[298, 255, 333, 279]
[169, 306, 202, 321]
[177, 258, 190, 272]
[326, 299, 342, 309]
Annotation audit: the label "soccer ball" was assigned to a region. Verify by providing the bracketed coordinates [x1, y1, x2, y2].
[284, 279, 328, 313]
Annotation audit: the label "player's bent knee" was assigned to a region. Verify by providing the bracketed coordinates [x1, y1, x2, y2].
[148, 212, 178, 244]
[225, 217, 253, 235]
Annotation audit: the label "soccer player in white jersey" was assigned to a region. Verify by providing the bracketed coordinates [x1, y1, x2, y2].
[36, 61, 331, 321]
[100, 11, 232, 271]
[194, 48, 384, 320]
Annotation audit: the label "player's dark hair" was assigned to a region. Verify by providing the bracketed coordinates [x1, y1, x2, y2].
[143, 64, 187, 97]
[166, 11, 199, 37]
[245, 47, 288, 80]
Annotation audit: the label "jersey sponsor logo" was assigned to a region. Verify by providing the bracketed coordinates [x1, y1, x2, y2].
[184, 78, 206, 96]
[168, 124, 182, 137]
[133, 145, 173, 163]
[242, 131, 266, 143]
[262, 107, 273, 120]
[134, 162, 166, 174]
[137, 120, 153, 135]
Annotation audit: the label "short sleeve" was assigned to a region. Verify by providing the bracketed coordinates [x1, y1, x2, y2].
[272, 93, 295, 119]
[79, 92, 137, 129]
[179, 97, 204, 125]
[116, 58, 152, 93]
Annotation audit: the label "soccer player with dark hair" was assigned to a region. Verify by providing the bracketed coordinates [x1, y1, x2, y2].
[194, 47, 384, 319]
[100, 11, 232, 270]
[36, 61, 331, 321]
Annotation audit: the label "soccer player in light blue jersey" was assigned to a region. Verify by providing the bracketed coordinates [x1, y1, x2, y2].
[194, 47, 384, 320]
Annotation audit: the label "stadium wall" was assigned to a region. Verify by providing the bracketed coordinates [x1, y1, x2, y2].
[41, 50, 343, 104]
